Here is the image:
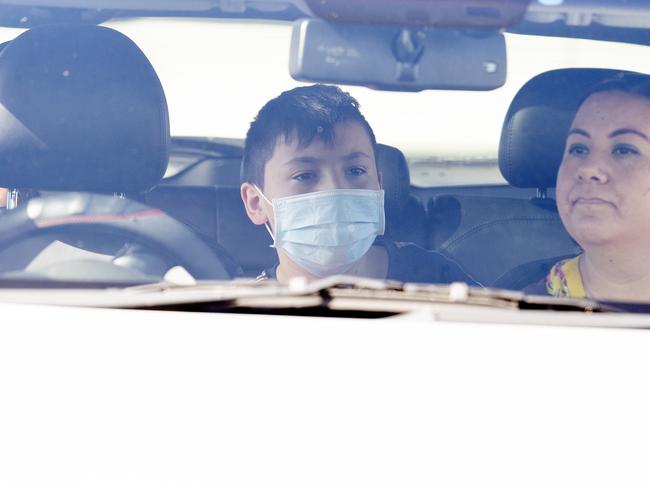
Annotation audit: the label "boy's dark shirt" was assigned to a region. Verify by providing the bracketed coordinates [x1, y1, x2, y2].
[256, 237, 478, 286]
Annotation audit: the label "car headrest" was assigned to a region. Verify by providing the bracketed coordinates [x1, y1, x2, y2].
[376, 143, 410, 218]
[498, 68, 638, 189]
[0, 25, 169, 193]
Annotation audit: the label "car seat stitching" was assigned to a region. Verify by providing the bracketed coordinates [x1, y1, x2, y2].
[440, 216, 568, 252]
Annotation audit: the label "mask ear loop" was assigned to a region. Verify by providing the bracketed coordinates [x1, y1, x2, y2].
[253, 184, 277, 248]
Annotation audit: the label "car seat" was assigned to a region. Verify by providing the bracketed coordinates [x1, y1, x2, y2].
[0, 24, 234, 280]
[377, 144, 428, 249]
[427, 68, 635, 288]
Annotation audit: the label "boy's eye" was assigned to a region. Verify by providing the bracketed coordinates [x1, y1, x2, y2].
[567, 143, 588, 156]
[613, 143, 640, 156]
[347, 166, 368, 177]
[292, 171, 317, 182]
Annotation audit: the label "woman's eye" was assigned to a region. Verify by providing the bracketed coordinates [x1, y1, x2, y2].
[567, 143, 588, 156]
[292, 171, 316, 182]
[347, 166, 367, 177]
[613, 144, 640, 156]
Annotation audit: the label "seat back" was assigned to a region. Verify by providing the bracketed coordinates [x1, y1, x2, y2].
[376, 144, 428, 248]
[0, 25, 169, 193]
[425, 69, 639, 288]
[144, 185, 267, 276]
[428, 195, 580, 287]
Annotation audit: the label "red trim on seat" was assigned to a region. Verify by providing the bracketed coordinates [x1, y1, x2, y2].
[34, 208, 164, 228]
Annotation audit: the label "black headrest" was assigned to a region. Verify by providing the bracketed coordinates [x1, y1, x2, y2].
[498, 68, 639, 189]
[376, 143, 410, 217]
[0, 25, 169, 193]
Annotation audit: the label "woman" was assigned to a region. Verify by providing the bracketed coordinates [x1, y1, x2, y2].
[538, 75, 650, 301]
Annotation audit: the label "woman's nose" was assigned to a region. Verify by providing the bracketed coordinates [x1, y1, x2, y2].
[576, 155, 609, 184]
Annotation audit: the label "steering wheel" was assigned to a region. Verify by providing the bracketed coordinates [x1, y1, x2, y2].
[0, 193, 232, 282]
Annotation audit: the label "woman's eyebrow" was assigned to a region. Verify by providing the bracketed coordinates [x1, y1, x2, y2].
[568, 128, 590, 138]
[609, 128, 650, 141]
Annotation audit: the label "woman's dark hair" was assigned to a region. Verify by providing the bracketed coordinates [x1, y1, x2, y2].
[579, 72, 650, 108]
[241, 84, 377, 187]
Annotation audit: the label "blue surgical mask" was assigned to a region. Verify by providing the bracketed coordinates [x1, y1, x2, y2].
[256, 187, 385, 277]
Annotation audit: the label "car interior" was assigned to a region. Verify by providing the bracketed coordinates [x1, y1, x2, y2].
[0, 16, 634, 289]
[149, 69, 622, 289]
[145, 66, 595, 289]
[0, 24, 232, 282]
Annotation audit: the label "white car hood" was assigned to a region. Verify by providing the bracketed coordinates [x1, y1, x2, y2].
[1, 301, 649, 487]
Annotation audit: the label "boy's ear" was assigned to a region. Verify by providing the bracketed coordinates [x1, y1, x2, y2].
[378, 170, 384, 189]
[240, 182, 270, 225]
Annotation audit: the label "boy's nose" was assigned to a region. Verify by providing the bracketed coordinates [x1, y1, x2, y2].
[317, 170, 347, 190]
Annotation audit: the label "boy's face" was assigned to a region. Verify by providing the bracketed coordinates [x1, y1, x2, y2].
[243, 120, 380, 228]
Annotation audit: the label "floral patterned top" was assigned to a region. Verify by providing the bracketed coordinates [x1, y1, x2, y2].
[545, 255, 586, 299]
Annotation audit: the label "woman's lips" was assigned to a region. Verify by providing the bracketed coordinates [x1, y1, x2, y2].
[572, 197, 614, 207]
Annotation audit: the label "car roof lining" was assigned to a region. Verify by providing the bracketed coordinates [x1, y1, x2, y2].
[2, 1, 650, 46]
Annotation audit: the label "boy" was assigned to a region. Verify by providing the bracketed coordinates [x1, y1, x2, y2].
[240, 84, 475, 285]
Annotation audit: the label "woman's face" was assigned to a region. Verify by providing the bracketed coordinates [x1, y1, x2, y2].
[557, 90, 650, 250]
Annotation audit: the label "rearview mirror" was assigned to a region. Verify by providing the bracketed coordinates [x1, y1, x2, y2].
[290, 19, 507, 91]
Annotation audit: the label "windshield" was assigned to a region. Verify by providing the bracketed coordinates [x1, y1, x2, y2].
[102, 18, 650, 185]
[0, 0, 649, 307]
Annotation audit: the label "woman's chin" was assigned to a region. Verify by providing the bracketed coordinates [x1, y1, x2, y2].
[566, 220, 619, 249]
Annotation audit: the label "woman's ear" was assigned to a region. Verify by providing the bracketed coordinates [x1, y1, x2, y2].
[240, 182, 270, 225]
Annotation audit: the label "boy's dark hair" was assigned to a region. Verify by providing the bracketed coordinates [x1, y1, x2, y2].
[241, 84, 377, 187]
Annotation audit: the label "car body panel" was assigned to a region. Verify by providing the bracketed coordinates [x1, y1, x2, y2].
[1, 302, 650, 487]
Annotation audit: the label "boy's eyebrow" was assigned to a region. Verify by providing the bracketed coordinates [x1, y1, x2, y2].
[284, 156, 322, 165]
[285, 151, 373, 165]
[343, 151, 373, 161]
